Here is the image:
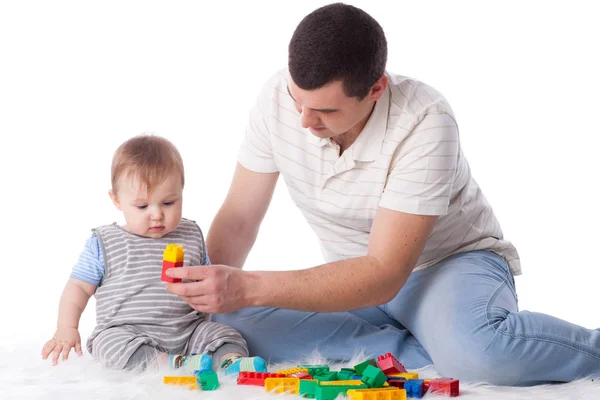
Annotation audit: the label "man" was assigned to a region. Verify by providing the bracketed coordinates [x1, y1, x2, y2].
[166, 3, 600, 385]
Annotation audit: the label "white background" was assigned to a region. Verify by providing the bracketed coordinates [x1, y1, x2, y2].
[0, 1, 598, 348]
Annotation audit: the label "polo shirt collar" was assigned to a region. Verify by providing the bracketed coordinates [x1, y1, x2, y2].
[299, 74, 391, 158]
[350, 82, 390, 162]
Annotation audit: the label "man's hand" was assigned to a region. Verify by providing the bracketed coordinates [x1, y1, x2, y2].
[165, 265, 255, 313]
[41, 327, 83, 365]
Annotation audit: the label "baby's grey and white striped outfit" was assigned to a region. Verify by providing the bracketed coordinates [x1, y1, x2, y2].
[86, 218, 248, 370]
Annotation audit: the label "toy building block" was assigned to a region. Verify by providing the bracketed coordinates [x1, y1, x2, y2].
[275, 367, 309, 375]
[163, 376, 197, 390]
[427, 378, 459, 397]
[299, 364, 330, 377]
[237, 371, 287, 386]
[265, 377, 300, 394]
[313, 371, 338, 382]
[161, 244, 184, 283]
[300, 379, 317, 398]
[291, 371, 313, 380]
[387, 372, 419, 380]
[377, 353, 407, 374]
[387, 378, 406, 389]
[197, 370, 220, 391]
[404, 379, 425, 398]
[354, 359, 377, 375]
[315, 383, 369, 400]
[337, 370, 356, 381]
[320, 380, 365, 386]
[347, 387, 406, 400]
[360, 365, 387, 388]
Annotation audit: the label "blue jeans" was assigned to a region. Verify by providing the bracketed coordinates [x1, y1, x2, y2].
[213, 251, 600, 385]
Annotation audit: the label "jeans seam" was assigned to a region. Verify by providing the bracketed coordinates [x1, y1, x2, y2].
[485, 279, 600, 360]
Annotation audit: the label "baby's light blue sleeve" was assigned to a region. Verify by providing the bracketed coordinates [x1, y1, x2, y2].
[203, 251, 211, 265]
[70, 235, 105, 286]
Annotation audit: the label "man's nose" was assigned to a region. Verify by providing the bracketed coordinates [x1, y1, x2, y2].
[300, 107, 319, 128]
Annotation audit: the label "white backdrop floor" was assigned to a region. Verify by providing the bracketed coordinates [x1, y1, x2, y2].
[2, 346, 599, 400]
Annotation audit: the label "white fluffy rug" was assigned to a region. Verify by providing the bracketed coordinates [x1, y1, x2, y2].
[3, 346, 599, 400]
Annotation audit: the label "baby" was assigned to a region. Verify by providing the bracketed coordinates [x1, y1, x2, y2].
[41, 134, 266, 373]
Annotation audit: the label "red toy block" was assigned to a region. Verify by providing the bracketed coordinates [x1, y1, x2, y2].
[161, 260, 183, 283]
[290, 372, 313, 380]
[387, 379, 406, 389]
[237, 372, 287, 386]
[376, 353, 407, 374]
[428, 378, 459, 397]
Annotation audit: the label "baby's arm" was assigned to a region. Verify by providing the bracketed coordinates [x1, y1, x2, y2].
[41, 278, 96, 365]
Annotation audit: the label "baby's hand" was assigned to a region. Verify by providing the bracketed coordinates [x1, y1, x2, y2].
[41, 327, 83, 365]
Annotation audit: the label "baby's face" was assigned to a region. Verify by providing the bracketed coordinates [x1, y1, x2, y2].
[111, 173, 183, 238]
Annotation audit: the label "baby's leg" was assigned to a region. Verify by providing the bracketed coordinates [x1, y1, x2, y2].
[90, 326, 159, 370]
[123, 345, 169, 371]
[185, 320, 248, 369]
[176, 321, 266, 374]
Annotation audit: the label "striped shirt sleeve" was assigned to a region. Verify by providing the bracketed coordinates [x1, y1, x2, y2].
[70, 235, 105, 286]
[237, 78, 279, 173]
[380, 113, 460, 216]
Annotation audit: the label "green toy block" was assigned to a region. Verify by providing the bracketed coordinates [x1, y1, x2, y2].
[336, 370, 354, 381]
[299, 379, 317, 398]
[313, 371, 338, 382]
[360, 365, 387, 388]
[300, 364, 330, 377]
[197, 370, 220, 390]
[315, 383, 368, 400]
[353, 359, 377, 375]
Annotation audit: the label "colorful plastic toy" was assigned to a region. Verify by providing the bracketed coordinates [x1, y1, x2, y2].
[377, 353, 407, 374]
[360, 365, 387, 388]
[161, 244, 183, 283]
[163, 376, 197, 390]
[237, 371, 287, 386]
[404, 379, 425, 398]
[428, 378, 459, 397]
[197, 370, 220, 390]
[265, 377, 300, 394]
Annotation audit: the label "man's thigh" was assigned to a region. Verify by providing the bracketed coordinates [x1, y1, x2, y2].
[212, 306, 431, 366]
[381, 250, 518, 371]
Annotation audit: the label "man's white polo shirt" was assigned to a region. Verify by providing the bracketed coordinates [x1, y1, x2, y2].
[238, 70, 521, 274]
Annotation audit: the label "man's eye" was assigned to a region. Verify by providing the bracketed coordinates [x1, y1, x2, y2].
[136, 205, 148, 210]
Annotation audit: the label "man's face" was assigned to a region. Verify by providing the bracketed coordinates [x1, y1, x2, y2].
[287, 79, 378, 140]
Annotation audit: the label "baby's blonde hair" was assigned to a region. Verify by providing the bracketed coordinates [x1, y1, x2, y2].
[111, 134, 184, 194]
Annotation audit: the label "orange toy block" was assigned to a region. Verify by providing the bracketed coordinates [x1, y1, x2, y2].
[163, 376, 197, 390]
[347, 387, 406, 400]
[264, 377, 300, 394]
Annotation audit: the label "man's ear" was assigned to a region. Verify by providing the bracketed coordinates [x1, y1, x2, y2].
[109, 189, 121, 211]
[369, 74, 388, 101]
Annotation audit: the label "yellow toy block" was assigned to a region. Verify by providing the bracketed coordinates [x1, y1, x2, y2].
[274, 367, 309, 375]
[163, 244, 184, 263]
[386, 372, 418, 380]
[347, 387, 406, 400]
[320, 380, 365, 386]
[264, 377, 300, 394]
[163, 376, 197, 390]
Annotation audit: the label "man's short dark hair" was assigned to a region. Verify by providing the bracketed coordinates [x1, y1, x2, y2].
[288, 3, 387, 100]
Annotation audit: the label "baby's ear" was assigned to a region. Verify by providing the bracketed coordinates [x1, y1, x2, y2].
[108, 189, 121, 211]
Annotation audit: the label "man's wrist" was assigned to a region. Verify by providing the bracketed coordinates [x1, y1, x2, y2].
[242, 270, 265, 308]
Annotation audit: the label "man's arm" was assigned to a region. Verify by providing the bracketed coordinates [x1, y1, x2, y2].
[246, 208, 437, 311]
[206, 163, 279, 268]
